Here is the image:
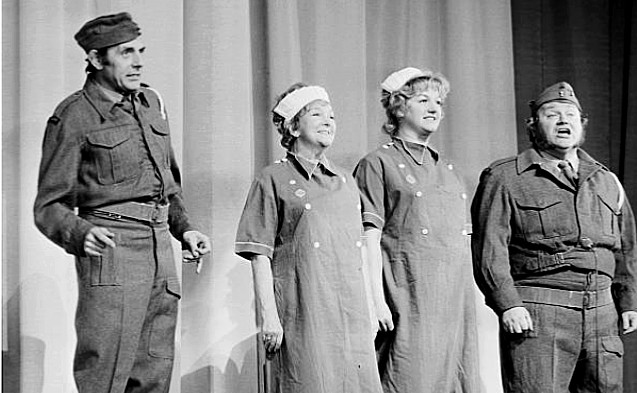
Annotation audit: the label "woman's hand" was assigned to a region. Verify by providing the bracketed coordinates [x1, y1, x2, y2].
[251, 254, 283, 359]
[376, 300, 394, 332]
[261, 310, 284, 357]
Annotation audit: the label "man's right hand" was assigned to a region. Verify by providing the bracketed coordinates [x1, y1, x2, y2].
[501, 306, 534, 334]
[84, 227, 116, 257]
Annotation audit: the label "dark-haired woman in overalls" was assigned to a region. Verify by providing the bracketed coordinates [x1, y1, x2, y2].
[235, 83, 382, 393]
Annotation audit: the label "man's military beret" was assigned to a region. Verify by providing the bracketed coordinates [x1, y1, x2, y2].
[529, 81, 583, 115]
[74, 12, 141, 52]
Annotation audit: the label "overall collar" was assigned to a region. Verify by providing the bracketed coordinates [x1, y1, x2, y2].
[393, 136, 439, 165]
[286, 151, 340, 180]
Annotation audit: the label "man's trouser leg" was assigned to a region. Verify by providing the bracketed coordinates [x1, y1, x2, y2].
[125, 223, 180, 393]
[500, 302, 623, 393]
[73, 216, 179, 393]
[569, 303, 623, 393]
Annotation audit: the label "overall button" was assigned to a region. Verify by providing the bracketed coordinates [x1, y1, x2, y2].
[313, 242, 320, 248]
[305, 203, 312, 210]
[398, 164, 405, 169]
[461, 229, 468, 236]
[447, 164, 454, 170]
[289, 179, 296, 185]
[415, 191, 423, 197]
[421, 228, 429, 235]
[461, 193, 467, 200]
[355, 241, 362, 248]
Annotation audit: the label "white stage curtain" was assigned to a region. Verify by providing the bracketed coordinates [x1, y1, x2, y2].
[3, 1, 516, 392]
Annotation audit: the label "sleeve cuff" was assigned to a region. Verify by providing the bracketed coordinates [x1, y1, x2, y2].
[362, 211, 384, 230]
[67, 218, 94, 257]
[614, 286, 637, 313]
[235, 241, 274, 261]
[488, 286, 523, 315]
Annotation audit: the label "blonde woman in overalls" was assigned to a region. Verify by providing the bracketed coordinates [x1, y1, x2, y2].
[354, 68, 482, 393]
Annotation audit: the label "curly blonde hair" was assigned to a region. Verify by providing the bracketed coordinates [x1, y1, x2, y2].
[380, 71, 450, 136]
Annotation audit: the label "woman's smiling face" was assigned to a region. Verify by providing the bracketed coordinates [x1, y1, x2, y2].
[294, 100, 336, 150]
[401, 87, 443, 137]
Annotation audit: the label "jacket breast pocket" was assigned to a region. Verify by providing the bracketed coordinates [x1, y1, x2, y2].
[597, 194, 621, 236]
[86, 126, 140, 184]
[149, 119, 170, 169]
[516, 197, 574, 241]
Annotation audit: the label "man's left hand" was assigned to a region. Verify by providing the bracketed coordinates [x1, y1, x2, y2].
[622, 311, 637, 334]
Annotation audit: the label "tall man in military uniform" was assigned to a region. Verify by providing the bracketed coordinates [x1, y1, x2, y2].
[33, 12, 210, 392]
[471, 81, 637, 392]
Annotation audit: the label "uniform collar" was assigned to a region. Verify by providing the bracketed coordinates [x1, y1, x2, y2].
[286, 151, 340, 180]
[393, 136, 439, 165]
[83, 76, 149, 120]
[517, 147, 604, 176]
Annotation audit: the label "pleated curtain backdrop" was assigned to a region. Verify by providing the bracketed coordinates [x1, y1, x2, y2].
[3, 1, 516, 392]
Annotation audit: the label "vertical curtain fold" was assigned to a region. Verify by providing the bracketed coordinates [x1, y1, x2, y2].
[4, 1, 518, 392]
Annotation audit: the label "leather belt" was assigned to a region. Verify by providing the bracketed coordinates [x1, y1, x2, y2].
[516, 285, 613, 309]
[81, 201, 169, 224]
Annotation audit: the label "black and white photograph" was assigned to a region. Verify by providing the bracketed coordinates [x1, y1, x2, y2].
[3, 1, 637, 392]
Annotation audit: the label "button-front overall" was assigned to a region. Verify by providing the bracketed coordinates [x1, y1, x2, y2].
[236, 153, 382, 393]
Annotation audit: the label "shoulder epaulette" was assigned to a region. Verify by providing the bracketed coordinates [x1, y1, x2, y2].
[607, 171, 625, 211]
[141, 84, 167, 120]
[488, 156, 516, 170]
[52, 90, 83, 116]
[381, 141, 395, 150]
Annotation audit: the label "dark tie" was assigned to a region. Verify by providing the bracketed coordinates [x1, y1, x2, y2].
[120, 94, 138, 119]
[558, 160, 578, 187]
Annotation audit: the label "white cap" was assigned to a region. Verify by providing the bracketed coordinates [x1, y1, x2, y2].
[273, 86, 330, 121]
[380, 67, 426, 93]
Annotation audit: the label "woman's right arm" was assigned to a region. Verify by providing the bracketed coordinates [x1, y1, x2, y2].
[364, 227, 394, 331]
[251, 254, 284, 353]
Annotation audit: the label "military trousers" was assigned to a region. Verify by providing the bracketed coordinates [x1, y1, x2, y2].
[500, 299, 624, 393]
[74, 212, 181, 393]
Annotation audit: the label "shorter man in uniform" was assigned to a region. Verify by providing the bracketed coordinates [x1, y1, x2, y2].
[471, 81, 637, 392]
[34, 12, 210, 392]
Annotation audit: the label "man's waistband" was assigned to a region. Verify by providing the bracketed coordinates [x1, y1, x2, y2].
[516, 285, 614, 309]
[80, 201, 169, 224]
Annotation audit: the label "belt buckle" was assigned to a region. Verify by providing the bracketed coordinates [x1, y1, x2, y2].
[583, 291, 593, 308]
[151, 205, 160, 222]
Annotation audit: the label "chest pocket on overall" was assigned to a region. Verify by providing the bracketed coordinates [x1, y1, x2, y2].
[86, 125, 140, 185]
